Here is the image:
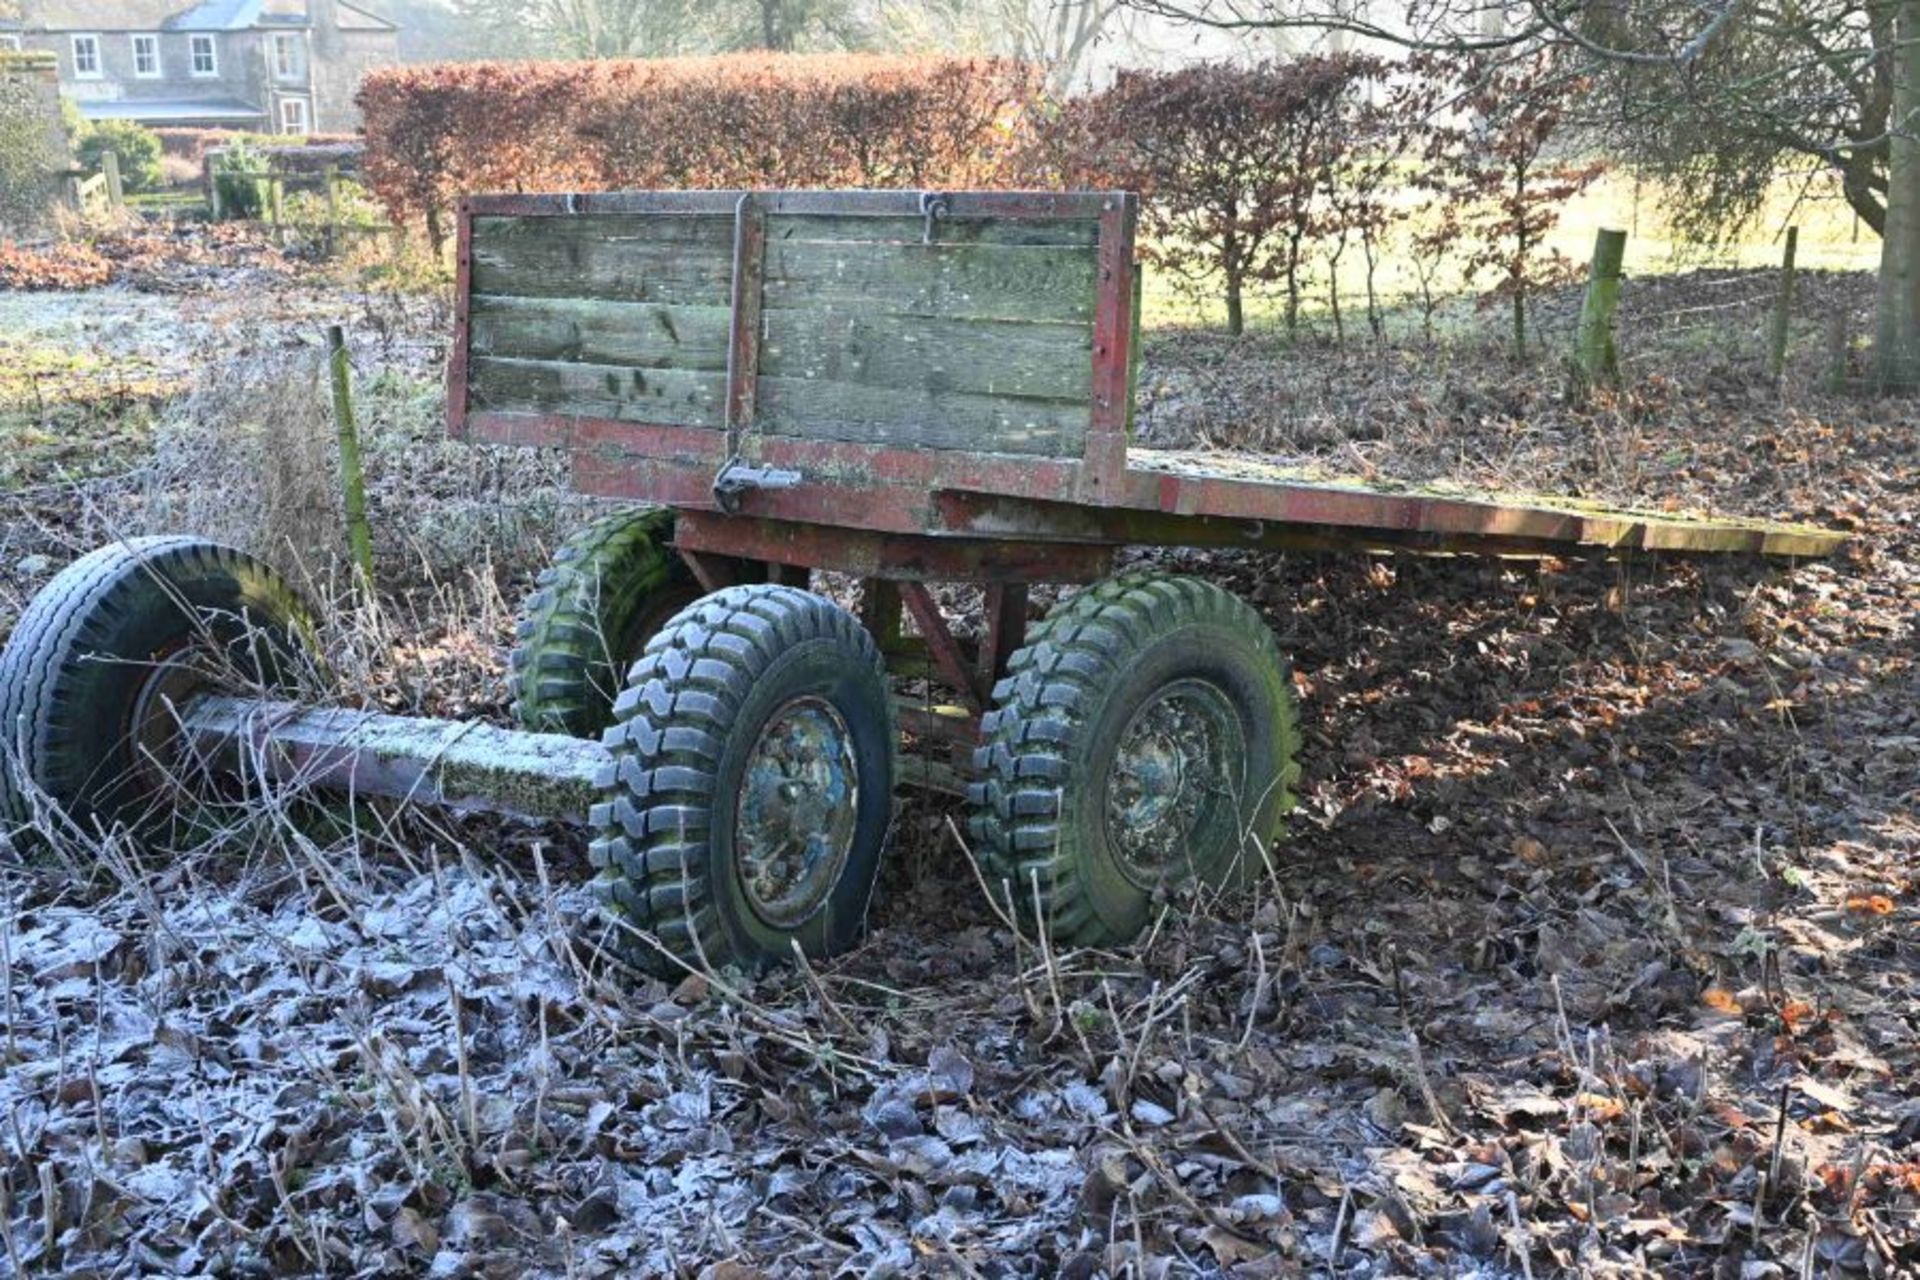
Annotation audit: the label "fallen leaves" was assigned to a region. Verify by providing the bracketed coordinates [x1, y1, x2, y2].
[1, 256, 1916, 1276]
[0, 224, 299, 296]
[0, 239, 112, 289]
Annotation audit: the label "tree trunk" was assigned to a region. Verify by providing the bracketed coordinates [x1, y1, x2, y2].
[1327, 247, 1344, 344]
[1226, 276, 1244, 336]
[1283, 236, 1302, 338]
[1362, 225, 1382, 341]
[1873, 0, 1920, 385]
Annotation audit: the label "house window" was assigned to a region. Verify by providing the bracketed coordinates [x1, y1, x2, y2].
[189, 34, 217, 76]
[271, 32, 302, 80]
[279, 96, 309, 134]
[131, 34, 160, 78]
[71, 34, 102, 78]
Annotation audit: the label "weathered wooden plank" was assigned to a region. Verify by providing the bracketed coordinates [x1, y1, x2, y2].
[760, 309, 1092, 402]
[470, 215, 734, 305]
[762, 240, 1098, 323]
[469, 296, 734, 370]
[765, 214, 1100, 247]
[475, 213, 735, 245]
[470, 356, 726, 427]
[755, 376, 1089, 456]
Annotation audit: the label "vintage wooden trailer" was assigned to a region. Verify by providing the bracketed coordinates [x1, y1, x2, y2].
[0, 191, 1847, 976]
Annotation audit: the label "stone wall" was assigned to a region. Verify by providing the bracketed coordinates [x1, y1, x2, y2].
[0, 50, 69, 234]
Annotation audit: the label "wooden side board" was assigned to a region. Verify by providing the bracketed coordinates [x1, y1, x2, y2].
[458, 201, 1104, 461]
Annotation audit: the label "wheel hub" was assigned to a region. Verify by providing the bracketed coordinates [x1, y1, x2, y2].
[1106, 678, 1245, 886]
[735, 696, 859, 928]
[127, 643, 217, 799]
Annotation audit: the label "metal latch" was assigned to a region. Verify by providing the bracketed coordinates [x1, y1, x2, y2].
[920, 191, 949, 244]
[712, 458, 802, 513]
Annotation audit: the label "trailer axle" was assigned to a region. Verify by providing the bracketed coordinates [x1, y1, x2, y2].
[179, 695, 610, 825]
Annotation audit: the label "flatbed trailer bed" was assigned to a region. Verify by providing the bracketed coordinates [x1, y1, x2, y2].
[447, 189, 1844, 576]
[0, 188, 1848, 977]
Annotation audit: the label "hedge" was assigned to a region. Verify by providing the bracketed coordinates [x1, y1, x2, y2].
[357, 54, 1042, 248]
[77, 118, 164, 192]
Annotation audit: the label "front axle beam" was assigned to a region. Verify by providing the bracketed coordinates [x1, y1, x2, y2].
[181, 695, 610, 825]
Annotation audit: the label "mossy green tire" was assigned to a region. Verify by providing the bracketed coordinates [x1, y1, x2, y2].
[968, 572, 1301, 947]
[0, 537, 317, 839]
[509, 507, 699, 738]
[587, 585, 896, 976]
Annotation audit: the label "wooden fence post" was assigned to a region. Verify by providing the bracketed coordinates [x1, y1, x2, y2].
[326, 325, 375, 588]
[102, 150, 123, 212]
[270, 174, 284, 242]
[1569, 227, 1628, 401]
[1768, 226, 1799, 384]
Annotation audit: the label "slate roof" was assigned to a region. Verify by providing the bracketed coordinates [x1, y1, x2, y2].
[22, 0, 394, 32]
[76, 96, 264, 121]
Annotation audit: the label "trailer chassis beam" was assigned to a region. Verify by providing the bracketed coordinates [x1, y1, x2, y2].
[672, 511, 1114, 584]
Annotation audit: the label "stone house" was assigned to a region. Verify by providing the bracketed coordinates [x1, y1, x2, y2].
[0, 0, 398, 134]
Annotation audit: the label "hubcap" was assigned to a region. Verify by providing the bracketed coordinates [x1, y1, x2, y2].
[1105, 678, 1245, 887]
[735, 696, 859, 928]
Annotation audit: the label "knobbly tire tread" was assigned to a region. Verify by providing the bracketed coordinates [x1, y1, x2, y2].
[587, 584, 894, 977]
[0, 537, 316, 837]
[967, 571, 1302, 948]
[509, 506, 698, 738]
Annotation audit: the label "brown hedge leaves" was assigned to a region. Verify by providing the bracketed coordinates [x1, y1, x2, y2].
[357, 55, 1043, 248]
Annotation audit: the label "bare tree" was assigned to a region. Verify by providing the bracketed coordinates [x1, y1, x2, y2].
[1003, 0, 1126, 93]
[716, 0, 874, 51]
[1123, 0, 1920, 387]
[454, 0, 698, 58]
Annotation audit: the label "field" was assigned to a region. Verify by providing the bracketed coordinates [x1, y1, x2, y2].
[0, 222, 1916, 1278]
[1143, 168, 1882, 333]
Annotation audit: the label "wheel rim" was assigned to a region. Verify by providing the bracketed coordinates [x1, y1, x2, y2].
[734, 695, 860, 928]
[1105, 677, 1246, 888]
[126, 639, 219, 801]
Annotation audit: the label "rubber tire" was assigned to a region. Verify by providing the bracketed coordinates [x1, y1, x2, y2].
[588, 584, 896, 976]
[0, 537, 317, 838]
[968, 571, 1302, 948]
[509, 507, 700, 738]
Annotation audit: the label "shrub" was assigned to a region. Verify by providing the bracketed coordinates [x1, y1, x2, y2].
[1415, 51, 1604, 358]
[214, 141, 271, 220]
[1040, 58, 1385, 336]
[76, 118, 164, 193]
[155, 127, 361, 163]
[153, 127, 237, 161]
[253, 142, 364, 177]
[358, 54, 1042, 249]
[158, 153, 202, 188]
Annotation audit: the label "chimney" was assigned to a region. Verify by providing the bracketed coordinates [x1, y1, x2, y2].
[309, 0, 341, 57]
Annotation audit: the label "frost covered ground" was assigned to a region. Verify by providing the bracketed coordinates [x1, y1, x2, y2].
[1, 259, 1915, 1277]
